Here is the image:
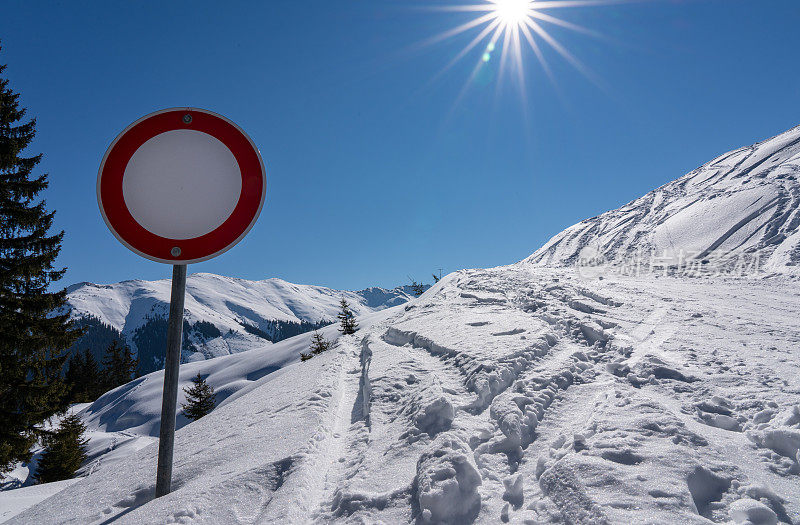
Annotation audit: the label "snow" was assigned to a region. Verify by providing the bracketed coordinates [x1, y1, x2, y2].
[0, 479, 78, 523]
[80, 306, 399, 441]
[6, 126, 800, 523]
[0, 308, 398, 517]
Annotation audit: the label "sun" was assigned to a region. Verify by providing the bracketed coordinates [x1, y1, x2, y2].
[421, 0, 615, 103]
[492, 0, 533, 26]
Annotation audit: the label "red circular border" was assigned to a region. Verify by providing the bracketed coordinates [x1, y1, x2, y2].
[98, 109, 266, 264]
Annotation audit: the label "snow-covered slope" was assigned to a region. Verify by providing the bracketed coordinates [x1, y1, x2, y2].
[12, 269, 800, 524]
[526, 126, 800, 274]
[62, 273, 413, 372]
[9, 127, 800, 523]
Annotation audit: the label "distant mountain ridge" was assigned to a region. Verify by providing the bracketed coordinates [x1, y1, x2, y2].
[61, 273, 415, 374]
[524, 125, 800, 275]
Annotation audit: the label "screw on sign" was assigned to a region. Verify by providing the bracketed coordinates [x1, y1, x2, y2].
[97, 108, 266, 497]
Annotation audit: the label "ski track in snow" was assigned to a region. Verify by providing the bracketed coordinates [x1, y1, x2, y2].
[305, 338, 369, 523]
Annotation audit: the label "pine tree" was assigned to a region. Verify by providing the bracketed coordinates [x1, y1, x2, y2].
[64, 351, 85, 402]
[34, 414, 88, 484]
[64, 349, 101, 403]
[81, 348, 102, 400]
[102, 341, 137, 391]
[0, 47, 81, 473]
[337, 298, 358, 335]
[181, 374, 216, 421]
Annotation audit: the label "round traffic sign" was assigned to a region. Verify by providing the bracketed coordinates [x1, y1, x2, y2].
[97, 108, 266, 264]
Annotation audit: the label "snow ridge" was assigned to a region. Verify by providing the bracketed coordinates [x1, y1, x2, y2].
[524, 125, 800, 274]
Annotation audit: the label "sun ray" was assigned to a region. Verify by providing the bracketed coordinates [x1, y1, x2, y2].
[412, 17, 504, 99]
[509, 24, 533, 122]
[417, 11, 497, 48]
[525, 0, 634, 8]
[445, 21, 507, 121]
[527, 10, 605, 39]
[440, 17, 504, 77]
[518, 20, 560, 95]
[524, 18, 604, 88]
[512, 25, 526, 94]
[497, 21, 514, 84]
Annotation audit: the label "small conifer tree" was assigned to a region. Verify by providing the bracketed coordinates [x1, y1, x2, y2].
[34, 414, 88, 484]
[408, 277, 426, 297]
[181, 374, 216, 421]
[65, 349, 104, 403]
[64, 351, 85, 401]
[310, 331, 330, 354]
[301, 331, 331, 361]
[337, 298, 358, 335]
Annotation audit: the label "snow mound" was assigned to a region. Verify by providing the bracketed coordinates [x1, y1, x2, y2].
[0, 479, 78, 523]
[415, 433, 482, 524]
[524, 125, 800, 274]
[729, 498, 778, 525]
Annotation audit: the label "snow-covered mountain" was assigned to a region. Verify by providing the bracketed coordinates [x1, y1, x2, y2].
[62, 273, 414, 374]
[526, 126, 800, 275]
[7, 127, 800, 524]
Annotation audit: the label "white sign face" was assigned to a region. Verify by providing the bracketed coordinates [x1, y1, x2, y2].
[99, 107, 266, 264]
[122, 129, 243, 240]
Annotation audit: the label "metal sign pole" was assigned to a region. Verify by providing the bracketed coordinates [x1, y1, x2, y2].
[155, 264, 187, 497]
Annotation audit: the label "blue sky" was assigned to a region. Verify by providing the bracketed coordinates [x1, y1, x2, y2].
[1, 0, 799, 290]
